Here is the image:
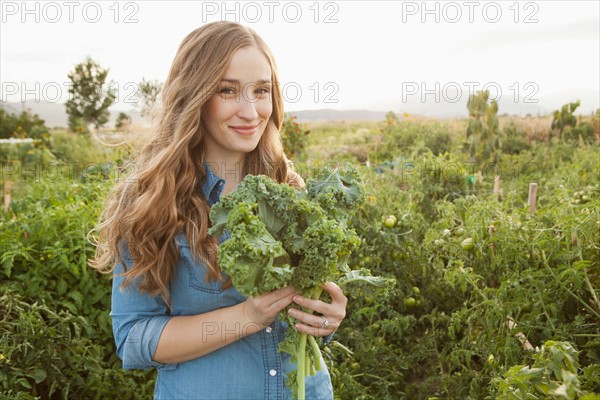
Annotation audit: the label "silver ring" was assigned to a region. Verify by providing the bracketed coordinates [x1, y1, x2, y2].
[320, 316, 330, 329]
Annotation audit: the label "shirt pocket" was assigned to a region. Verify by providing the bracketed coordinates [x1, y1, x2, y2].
[177, 238, 224, 294]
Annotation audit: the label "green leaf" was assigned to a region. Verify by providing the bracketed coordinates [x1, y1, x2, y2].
[31, 368, 47, 383]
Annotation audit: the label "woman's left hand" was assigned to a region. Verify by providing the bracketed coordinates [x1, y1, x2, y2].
[287, 282, 347, 337]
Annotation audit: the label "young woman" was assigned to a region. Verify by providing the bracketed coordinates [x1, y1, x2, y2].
[90, 21, 347, 399]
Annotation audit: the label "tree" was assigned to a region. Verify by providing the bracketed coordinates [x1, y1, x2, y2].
[65, 56, 116, 133]
[135, 78, 162, 119]
[0, 108, 48, 139]
[115, 112, 132, 132]
[385, 111, 398, 128]
[466, 90, 501, 164]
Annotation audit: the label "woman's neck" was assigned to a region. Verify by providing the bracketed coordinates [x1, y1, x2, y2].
[204, 155, 245, 195]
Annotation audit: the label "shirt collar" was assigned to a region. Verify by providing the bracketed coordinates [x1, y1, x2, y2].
[201, 162, 226, 205]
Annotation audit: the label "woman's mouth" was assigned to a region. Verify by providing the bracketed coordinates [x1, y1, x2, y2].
[229, 125, 258, 136]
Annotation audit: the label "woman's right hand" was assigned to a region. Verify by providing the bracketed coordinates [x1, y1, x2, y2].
[242, 286, 298, 329]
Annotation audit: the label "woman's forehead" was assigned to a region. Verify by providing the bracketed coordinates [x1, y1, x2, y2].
[221, 46, 272, 81]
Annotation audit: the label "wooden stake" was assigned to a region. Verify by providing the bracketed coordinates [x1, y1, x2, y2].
[2, 182, 10, 212]
[489, 225, 496, 257]
[507, 319, 534, 351]
[493, 175, 502, 200]
[528, 183, 538, 212]
[476, 170, 484, 185]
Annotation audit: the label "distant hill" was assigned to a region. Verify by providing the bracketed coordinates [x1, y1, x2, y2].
[0, 101, 390, 127]
[287, 109, 387, 122]
[0, 101, 146, 129]
[2, 90, 597, 130]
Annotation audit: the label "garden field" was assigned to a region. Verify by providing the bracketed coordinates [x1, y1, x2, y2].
[1, 101, 599, 399]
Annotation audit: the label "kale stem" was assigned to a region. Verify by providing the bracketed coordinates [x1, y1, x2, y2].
[297, 332, 307, 400]
[305, 350, 311, 377]
[296, 286, 325, 398]
[308, 335, 322, 372]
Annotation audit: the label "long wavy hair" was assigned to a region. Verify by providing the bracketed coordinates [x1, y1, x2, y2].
[89, 21, 292, 307]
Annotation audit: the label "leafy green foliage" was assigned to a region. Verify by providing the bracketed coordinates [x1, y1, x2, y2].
[492, 341, 592, 399]
[135, 78, 162, 119]
[115, 112, 132, 131]
[65, 56, 116, 133]
[501, 125, 532, 155]
[1, 175, 154, 399]
[209, 167, 370, 295]
[209, 166, 394, 398]
[2, 105, 599, 399]
[0, 290, 154, 399]
[281, 114, 310, 161]
[466, 90, 501, 163]
[334, 144, 599, 399]
[0, 108, 49, 140]
[551, 101, 580, 140]
[550, 101, 597, 145]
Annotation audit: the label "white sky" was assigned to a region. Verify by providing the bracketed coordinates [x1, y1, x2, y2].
[1, 0, 599, 114]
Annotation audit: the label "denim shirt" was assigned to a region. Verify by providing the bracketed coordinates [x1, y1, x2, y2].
[110, 166, 334, 400]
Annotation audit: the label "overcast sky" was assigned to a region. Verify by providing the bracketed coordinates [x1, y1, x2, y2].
[1, 0, 599, 114]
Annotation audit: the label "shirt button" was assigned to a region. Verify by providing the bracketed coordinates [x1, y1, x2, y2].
[265, 326, 272, 333]
[269, 369, 277, 377]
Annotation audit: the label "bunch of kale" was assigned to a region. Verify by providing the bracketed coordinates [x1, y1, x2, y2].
[208, 166, 393, 399]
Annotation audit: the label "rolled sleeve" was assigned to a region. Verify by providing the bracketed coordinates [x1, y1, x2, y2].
[110, 257, 176, 370]
[117, 315, 174, 369]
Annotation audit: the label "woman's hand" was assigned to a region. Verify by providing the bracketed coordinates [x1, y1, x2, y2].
[242, 286, 298, 329]
[287, 282, 347, 337]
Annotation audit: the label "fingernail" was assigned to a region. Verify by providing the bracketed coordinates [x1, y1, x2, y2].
[293, 295, 299, 302]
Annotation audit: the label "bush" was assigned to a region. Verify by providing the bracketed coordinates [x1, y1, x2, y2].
[501, 125, 531, 155]
[0, 109, 48, 140]
[49, 130, 115, 165]
[0, 289, 156, 399]
[281, 113, 310, 161]
[564, 123, 596, 145]
[1, 177, 155, 399]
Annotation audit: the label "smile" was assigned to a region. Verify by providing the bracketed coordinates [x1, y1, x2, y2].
[229, 125, 258, 136]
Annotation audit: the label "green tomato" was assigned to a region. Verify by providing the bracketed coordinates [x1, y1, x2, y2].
[462, 238, 474, 251]
[581, 195, 590, 202]
[521, 301, 533, 313]
[383, 215, 397, 228]
[411, 286, 421, 295]
[434, 239, 445, 247]
[442, 229, 452, 237]
[455, 227, 466, 236]
[405, 297, 417, 307]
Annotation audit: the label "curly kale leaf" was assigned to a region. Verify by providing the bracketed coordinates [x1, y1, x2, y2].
[214, 201, 292, 297]
[304, 165, 365, 227]
[210, 175, 300, 241]
[291, 218, 361, 293]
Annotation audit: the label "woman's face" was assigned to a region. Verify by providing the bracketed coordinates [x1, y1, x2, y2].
[202, 46, 273, 163]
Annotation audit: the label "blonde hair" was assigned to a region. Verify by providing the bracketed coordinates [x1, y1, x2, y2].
[89, 21, 291, 306]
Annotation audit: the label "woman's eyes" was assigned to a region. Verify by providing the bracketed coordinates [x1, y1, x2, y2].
[219, 87, 236, 95]
[217, 86, 270, 97]
[255, 87, 270, 96]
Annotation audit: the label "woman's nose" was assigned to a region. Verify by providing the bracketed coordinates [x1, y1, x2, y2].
[236, 92, 259, 120]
